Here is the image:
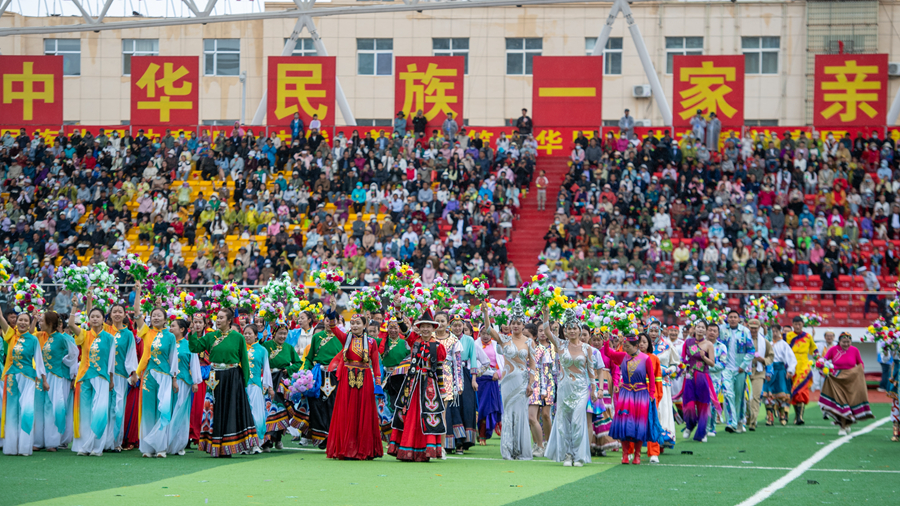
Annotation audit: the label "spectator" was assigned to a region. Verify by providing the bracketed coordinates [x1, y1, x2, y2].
[516, 108, 533, 135]
[618, 109, 634, 139]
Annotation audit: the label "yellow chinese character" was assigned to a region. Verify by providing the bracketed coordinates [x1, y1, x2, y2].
[468, 129, 494, 145]
[536, 129, 564, 155]
[2, 62, 54, 121]
[273, 63, 327, 121]
[136, 62, 194, 122]
[399, 63, 458, 121]
[820, 60, 881, 122]
[678, 61, 738, 120]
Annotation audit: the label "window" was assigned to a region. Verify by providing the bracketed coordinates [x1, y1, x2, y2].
[284, 38, 318, 57]
[433, 38, 469, 74]
[357, 39, 393, 76]
[745, 119, 779, 127]
[585, 37, 623, 75]
[122, 39, 159, 76]
[506, 38, 542, 75]
[665, 36, 703, 74]
[742, 36, 780, 75]
[203, 39, 240, 76]
[44, 39, 81, 76]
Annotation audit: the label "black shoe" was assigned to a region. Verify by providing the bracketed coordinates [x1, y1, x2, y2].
[725, 426, 736, 433]
[317, 439, 328, 450]
[748, 426, 756, 432]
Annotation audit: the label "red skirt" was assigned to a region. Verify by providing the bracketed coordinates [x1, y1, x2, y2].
[190, 380, 208, 442]
[387, 380, 442, 462]
[326, 366, 384, 460]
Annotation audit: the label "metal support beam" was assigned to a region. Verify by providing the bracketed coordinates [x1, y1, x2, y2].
[0, 0, 598, 37]
[181, 0, 201, 17]
[303, 14, 356, 126]
[0, 0, 12, 19]
[250, 15, 307, 126]
[96, 0, 115, 23]
[591, 0, 672, 126]
[889, 83, 900, 128]
[69, 0, 99, 25]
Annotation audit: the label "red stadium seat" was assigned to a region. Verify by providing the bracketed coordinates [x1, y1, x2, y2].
[830, 312, 848, 327]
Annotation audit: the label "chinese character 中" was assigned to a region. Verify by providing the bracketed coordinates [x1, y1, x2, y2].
[2, 62, 54, 121]
[678, 61, 738, 120]
[820, 60, 882, 122]
[273, 63, 328, 120]
[135, 62, 193, 122]
[399, 63, 458, 121]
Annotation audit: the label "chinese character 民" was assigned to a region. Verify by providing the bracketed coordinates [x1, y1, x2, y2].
[2, 62, 54, 121]
[678, 61, 737, 120]
[400, 63, 458, 121]
[136, 62, 193, 122]
[820, 60, 881, 122]
[273, 63, 328, 120]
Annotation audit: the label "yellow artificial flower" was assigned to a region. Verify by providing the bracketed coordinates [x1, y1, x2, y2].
[868, 325, 876, 333]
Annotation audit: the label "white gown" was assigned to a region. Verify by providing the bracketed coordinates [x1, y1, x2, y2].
[544, 334, 595, 464]
[497, 332, 534, 460]
[654, 337, 681, 446]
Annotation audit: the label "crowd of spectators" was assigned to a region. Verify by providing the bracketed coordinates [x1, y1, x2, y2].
[0, 109, 540, 312]
[543, 110, 900, 318]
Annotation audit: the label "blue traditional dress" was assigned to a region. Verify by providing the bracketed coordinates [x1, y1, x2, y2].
[2, 328, 46, 456]
[137, 326, 179, 456]
[168, 338, 201, 455]
[35, 331, 78, 450]
[72, 327, 116, 456]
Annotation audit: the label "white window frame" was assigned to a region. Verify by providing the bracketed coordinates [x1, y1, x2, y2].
[585, 37, 623, 75]
[357, 38, 393, 76]
[122, 39, 159, 76]
[284, 38, 318, 57]
[665, 36, 703, 74]
[203, 39, 241, 77]
[432, 38, 469, 75]
[742, 36, 780, 75]
[44, 39, 81, 76]
[505, 38, 542, 76]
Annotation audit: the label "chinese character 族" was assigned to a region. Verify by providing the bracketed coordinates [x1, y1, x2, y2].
[400, 63, 459, 121]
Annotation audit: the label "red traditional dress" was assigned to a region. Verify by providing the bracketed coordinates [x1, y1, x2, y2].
[326, 324, 384, 460]
[387, 331, 447, 462]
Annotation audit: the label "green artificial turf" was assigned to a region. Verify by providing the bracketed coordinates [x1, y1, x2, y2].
[3, 404, 898, 506]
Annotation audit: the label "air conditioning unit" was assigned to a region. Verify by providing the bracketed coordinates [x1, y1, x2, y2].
[889, 62, 900, 77]
[632, 85, 652, 98]
[634, 119, 652, 127]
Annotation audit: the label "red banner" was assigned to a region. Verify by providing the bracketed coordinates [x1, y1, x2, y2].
[672, 55, 745, 128]
[0, 126, 63, 145]
[813, 53, 888, 128]
[395, 57, 465, 133]
[266, 56, 335, 129]
[131, 125, 198, 142]
[63, 125, 129, 137]
[0, 56, 63, 126]
[130, 56, 199, 126]
[532, 56, 603, 128]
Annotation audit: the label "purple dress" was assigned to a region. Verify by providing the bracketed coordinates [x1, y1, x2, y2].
[609, 353, 661, 443]
[678, 338, 715, 442]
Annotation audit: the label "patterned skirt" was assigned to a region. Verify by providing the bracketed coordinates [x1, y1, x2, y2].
[200, 367, 259, 457]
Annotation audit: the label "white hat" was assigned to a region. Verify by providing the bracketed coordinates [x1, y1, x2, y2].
[774, 276, 785, 283]
[699, 275, 710, 282]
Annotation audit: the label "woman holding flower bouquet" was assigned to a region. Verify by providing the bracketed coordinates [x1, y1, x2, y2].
[188, 308, 259, 457]
[242, 324, 271, 456]
[105, 304, 139, 452]
[167, 319, 202, 456]
[1, 310, 47, 456]
[787, 316, 818, 425]
[763, 325, 797, 426]
[678, 321, 718, 443]
[34, 311, 78, 452]
[323, 300, 383, 460]
[261, 324, 305, 451]
[133, 288, 180, 458]
[436, 311, 479, 454]
[820, 332, 873, 435]
[69, 299, 117, 456]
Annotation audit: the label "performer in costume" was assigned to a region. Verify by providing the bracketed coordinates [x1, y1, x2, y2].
[286, 310, 318, 360]
[528, 321, 556, 454]
[763, 325, 797, 426]
[678, 321, 718, 443]
[69, 302, 116, 456]
[596, 331, 620, 454]
[820, 332, 874, 434]
[718, 311, 755, 433]
[188, 313, 210, 448]
[636, 333, 665, 463]
[888, 347, 899, 441]
[261, 323, 305, 451]
[542, 308, 599, 467]
[387, 309, 447, 462]
[34, 312, 77, 451]
[610, 333, 663, 465]
[587, 333, 612, 456]
[105, 304, 138, 452]
[133, 294, 180, 459]
[487, 300, 535, 461]
[377, 317, 411, 427]
[1, 312, 47, 456]
[669, 325, 686, 423]
[188, 308, 259, 457]
[786, 315, 818, 425]
[324, 301, 384, 460]
[705, 324, 727, 437]
[648, 318, 678, 451]
[474, 322, 504, 445]
[243, 324, 270, 455]
[301, 319, 342, 449]
[167, 319, 201, 456]
[437, 312, 478, 454]
[746, 319, 774, 431]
